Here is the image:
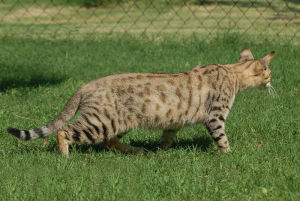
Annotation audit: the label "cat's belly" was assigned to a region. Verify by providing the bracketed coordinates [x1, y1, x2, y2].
[140, 117, 202, 131]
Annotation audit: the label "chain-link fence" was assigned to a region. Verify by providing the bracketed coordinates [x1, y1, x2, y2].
[0, 0, 299, 44]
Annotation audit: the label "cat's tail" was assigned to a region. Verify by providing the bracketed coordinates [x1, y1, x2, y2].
[7, 91, 82, 141]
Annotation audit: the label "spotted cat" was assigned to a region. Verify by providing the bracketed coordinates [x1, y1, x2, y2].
[7, 48, 275, 156]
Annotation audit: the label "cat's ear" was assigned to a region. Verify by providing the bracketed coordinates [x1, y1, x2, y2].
[239, 48, 254, 62]
[260, 51, 275, 66]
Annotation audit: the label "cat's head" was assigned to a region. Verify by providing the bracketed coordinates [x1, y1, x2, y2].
[238, 48, 275, 90]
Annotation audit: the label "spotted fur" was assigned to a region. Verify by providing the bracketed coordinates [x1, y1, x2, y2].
[7, 48, 275, 156]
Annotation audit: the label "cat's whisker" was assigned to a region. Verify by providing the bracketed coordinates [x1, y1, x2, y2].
[267, 85, 277, 97]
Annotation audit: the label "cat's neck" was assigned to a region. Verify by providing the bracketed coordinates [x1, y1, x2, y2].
[224, 61, 257, 92]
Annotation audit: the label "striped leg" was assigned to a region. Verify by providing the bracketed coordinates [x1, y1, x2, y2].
[206, 115, 231, 153]
[57, 118, 105, 156]
[103, 137, 144, 154]
[159, 129, 179, 149]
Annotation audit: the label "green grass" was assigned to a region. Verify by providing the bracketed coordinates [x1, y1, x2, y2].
[0, 35, 299, 200]
[0, 0, 299, 44]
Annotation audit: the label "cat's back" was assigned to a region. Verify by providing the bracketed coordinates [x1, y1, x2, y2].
[80, 71, 188, 94]
[79, 64, 235, 101]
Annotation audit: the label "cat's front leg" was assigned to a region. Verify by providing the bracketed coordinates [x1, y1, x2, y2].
[205, 115, 231, 153]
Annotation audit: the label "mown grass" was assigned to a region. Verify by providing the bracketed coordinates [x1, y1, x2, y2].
[0, 0, 299, 44]
[0, 35, 299, 200]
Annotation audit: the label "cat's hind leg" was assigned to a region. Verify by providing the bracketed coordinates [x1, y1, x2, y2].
[158, 129, 179, 150]
[103, 136, 144, 154]
[57, 128, 71, 157]
[57, 118, 105, 156]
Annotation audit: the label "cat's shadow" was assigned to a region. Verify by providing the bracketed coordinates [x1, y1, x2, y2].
[131, 135, 212, 152]
[46, 135, 213, 154]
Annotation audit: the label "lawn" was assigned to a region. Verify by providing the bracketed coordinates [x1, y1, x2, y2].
[0, 1, 299, 200]
[0, 34, 299, 200]
[0, 0, 299, 44]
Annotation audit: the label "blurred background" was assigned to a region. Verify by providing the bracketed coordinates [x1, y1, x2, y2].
[0, 0, 299, 44]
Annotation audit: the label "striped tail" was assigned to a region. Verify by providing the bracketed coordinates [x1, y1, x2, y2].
[7, 92, 81, 141]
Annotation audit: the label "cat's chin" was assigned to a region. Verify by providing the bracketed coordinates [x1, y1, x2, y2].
[257, 82, 271, 91]
[266, 82, 277, 96]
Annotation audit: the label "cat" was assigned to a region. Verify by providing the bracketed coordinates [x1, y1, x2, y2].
[7, 48, 275, 156]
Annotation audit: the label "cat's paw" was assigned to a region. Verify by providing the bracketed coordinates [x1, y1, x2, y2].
[158, 141, 173, 150]
[219, 146, 231, 153]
